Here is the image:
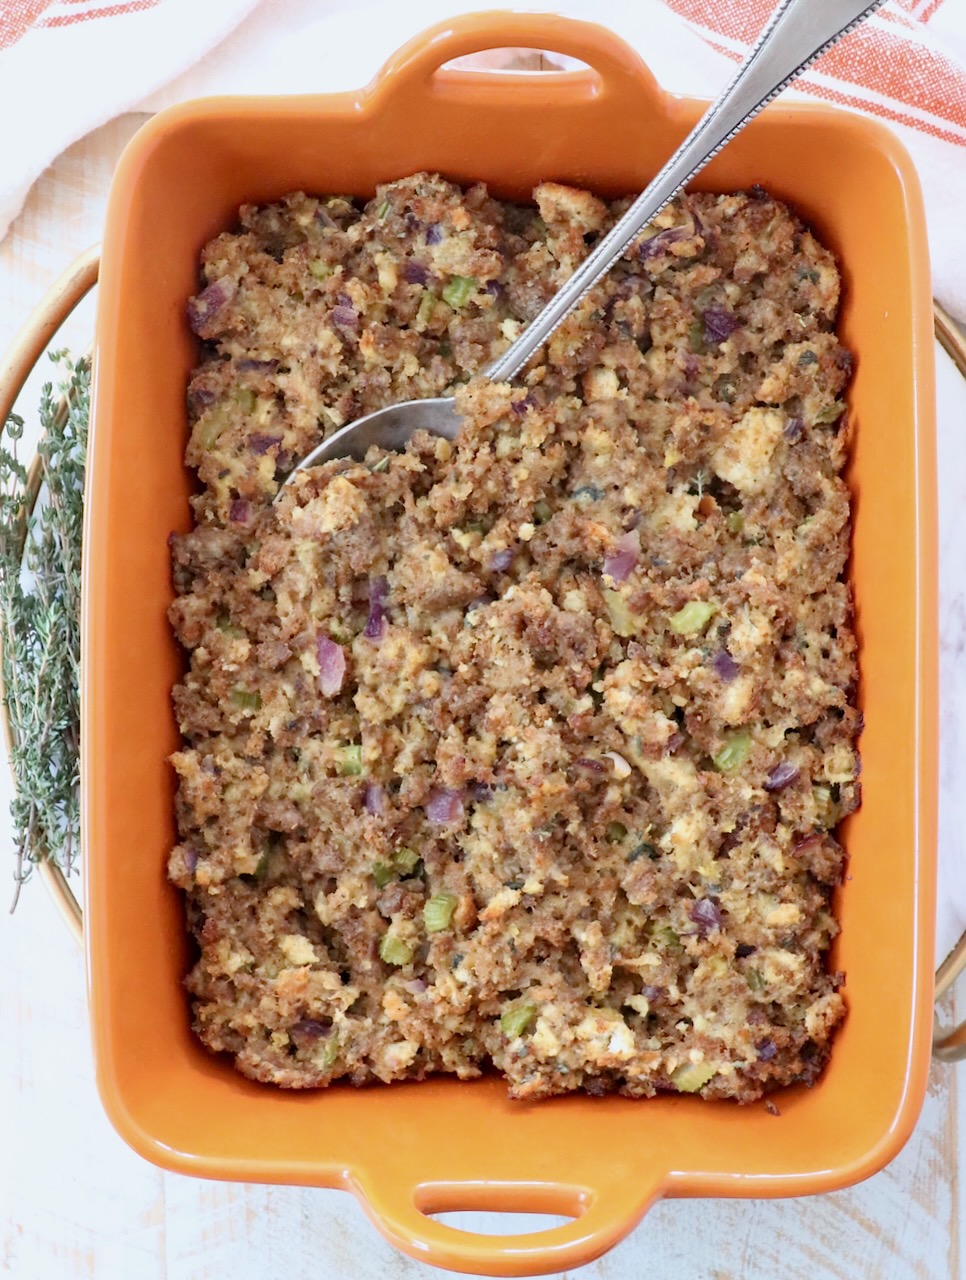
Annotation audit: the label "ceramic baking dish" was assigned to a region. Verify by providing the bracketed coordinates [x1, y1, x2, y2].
[84, 11, 938, 1275]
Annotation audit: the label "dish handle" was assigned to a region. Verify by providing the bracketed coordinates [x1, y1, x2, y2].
[367, 10, 665, 119]
[352, 1160, 663, 1277]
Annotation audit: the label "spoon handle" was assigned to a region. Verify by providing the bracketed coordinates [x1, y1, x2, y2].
[484, 0, 885, 385]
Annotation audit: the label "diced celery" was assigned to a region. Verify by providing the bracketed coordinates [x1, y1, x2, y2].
[688, 321, 706, 354]
[328, 620, 353, 644]
[815, 401, 845, 425]
[605, 821, 628, 843]
[416, 291, 437, 327]
[650, 924, 683, 954]
[376, 199, 391, 220]
[373, 861, 394, 889]
[230, 688, 262, 711]
[602, 588, 642, 638]
[668, 601, 716, 635]
[318, 1035, 340, 1068]
[235, 387, 256, 413]
[442, 276, 476, 308]
[308, 259, 332, 280]
[671, 1061, 717, 1093]
[195, 407, 228, 451]
[370, 455, 391, 474]
[423, 893, 458, 933]
[746, 969, 766, 993]
[379, 932, 413, 966]
[500, 1002, 537, 1038]
[714, 730, 752, 772]
[335, 744, 363, 776]
[533, 500, 552, 525]
[726, 511, 745, 535]
[393, 847, 420, 874]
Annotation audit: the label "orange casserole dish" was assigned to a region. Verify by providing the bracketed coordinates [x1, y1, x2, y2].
[84, 12, 938, 1275]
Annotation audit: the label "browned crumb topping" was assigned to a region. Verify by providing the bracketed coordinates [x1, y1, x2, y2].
[168, 172, 858, 1101]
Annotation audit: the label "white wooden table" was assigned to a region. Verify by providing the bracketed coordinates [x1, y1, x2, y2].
[1, 114, 964, 1280]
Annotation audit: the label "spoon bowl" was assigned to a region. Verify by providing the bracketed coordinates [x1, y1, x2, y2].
[284, 396, 460, 473]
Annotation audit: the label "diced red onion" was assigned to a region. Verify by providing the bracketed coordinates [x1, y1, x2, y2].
[291, 1018, 333, 1039]
[331, 304, 359, 329]
[404, 260, 429, 285]
[602, 531, 638, 584]
[681, 353, 700, 379]
[467, 781, 493, 804]
[364, 576, 388, 640]
[640, 225, 692, 260]
[666, 732, 685, 754]
[689, 897, 724, 935]
[485, 279, 502, 297]
[792, 833, 822, 858]
[703, 305, 739, 345]
[315, 206, 337, 228]
[784, 417, 804, 442]
[426, 788, 465, 824]
[757, 1039, 778, 1061]
[250, 433, 281, 455]
[641, 984, 665, 1003]
[575, 757, 606, 774]
[187, 383, 218, 413]
[364, 782, 385, 816]
[316, 633, 346, 696]
[184, 846, 198, 874]
[764, 761, 800, 792]
[466, 594, 494, 615]
[511, 393, 535, 415]
[712, 650, 740, 681]
[332, 293, 359, 328]
[426, 223, 444, 245]
[404, 978, 429, 994]
[229, 499, 250, 523]
[236, 357, 278, 373]
[488, 548, 515, 573]
[187, 275, 237, 336]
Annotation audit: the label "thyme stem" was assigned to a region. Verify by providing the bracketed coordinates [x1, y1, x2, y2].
[0, 352, 88, 908]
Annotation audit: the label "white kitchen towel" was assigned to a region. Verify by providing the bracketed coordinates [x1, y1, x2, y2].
[2, 0, 966, 317]
[0, 0, 261, 245]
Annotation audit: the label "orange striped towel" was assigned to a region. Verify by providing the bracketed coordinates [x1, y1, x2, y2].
[668, 0, 966, 149]
[657, 0, 966, 315]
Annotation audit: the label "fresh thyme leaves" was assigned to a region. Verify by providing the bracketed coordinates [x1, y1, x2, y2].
[0, 352, 88, 909]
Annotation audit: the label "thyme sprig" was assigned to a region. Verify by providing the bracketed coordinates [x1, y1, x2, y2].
[0, 352, 88, 909]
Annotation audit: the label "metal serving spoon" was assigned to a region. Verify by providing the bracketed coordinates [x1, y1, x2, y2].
[280, 0, 884, 488]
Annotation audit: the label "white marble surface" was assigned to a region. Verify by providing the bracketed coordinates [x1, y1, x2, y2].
[1, 113, 965, 1279]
